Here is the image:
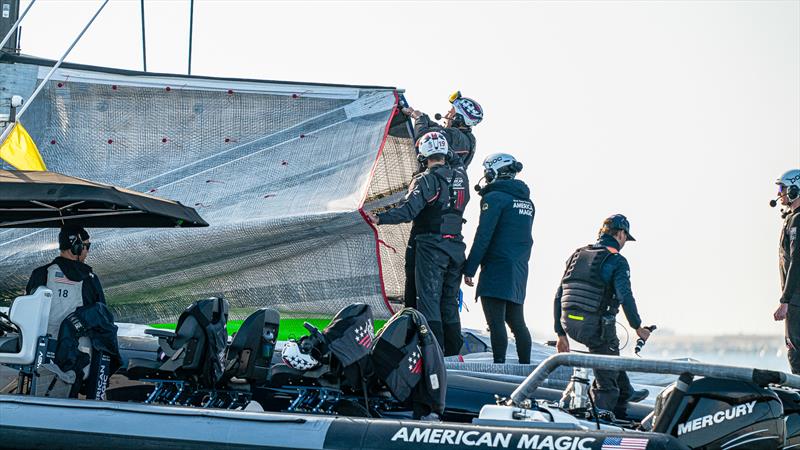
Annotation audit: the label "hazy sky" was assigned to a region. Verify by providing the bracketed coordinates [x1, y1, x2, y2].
[15, 0, 800, 336]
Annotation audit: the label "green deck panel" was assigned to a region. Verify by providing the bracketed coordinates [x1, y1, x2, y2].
[150, 318, 387, 341]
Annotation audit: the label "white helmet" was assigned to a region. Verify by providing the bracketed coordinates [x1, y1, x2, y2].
[778, 169, 800, 201]
[281, 341, 320, 371]
[450, 91, 483, 127]
[416, 131, 449, 159]
[482, 153, 522, 183]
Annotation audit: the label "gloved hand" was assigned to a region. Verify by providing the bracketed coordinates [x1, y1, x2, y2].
[401, 107, 422, 120]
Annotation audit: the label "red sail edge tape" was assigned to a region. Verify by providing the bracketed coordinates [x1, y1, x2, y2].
[358, 91, 400, 316]
[377, 239, 398, 254]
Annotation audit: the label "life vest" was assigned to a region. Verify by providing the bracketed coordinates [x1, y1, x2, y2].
[560, 246, 615, 314]
[413, 165, 469, 236]
[45, 264, 85, 338]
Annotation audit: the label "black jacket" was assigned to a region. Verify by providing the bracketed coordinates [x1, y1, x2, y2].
[377, 164, 469, 236]
[55, 301, 121, 375]
[781, 207, 800, 305]
[553, 234, 642, 336]
[463, 179, 534, 304]
[26, 256, 107, 306]
[414, 114, 476, 168]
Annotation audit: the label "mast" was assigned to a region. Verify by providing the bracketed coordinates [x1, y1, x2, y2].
[0, 0, 21, 53]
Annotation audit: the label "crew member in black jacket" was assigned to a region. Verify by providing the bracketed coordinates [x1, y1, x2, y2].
[26, 227, 117, 398]
[26, 227, 107, 331]
[463, 153, 534, 364]
[553, 215, 649, 418]
[402, 91, 482, 168]
[400, 92, 482, 310]
[368, 131, 469, 356]
[772, 169, 800, 373]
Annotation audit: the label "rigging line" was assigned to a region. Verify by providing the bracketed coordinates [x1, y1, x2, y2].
[0, 0, 37, 50]
[140, 0, 147, 72]
[187, 0, 194, 75]
[0, 0, 110, 143]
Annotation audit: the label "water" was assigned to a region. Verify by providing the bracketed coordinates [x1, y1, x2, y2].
[630, 335, 789, 372]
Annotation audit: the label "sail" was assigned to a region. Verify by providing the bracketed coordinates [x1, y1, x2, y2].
[0, 55, 415, 323]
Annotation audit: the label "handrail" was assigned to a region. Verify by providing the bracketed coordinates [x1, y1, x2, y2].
[509, 353, 800, 406]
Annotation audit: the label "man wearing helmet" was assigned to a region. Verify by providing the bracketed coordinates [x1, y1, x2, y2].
[367, 132, 469, 356]
[402, 91, 482, 168]
[553, 215, 650, 419]
[772, 169, 800, 373]
[463, 153, 534, 364]
[400, 91, 482, 312]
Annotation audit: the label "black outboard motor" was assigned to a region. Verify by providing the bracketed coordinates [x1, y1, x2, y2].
[371, 307, 446, 419]
[651, 376, 784, 449]
[771, 386, 800, 448]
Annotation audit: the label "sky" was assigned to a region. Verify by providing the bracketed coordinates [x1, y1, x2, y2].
[13, 0, 800, 337]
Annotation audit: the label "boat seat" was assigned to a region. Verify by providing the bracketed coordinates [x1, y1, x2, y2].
[127, 297, 228, 386]
[223, 308, 280, 384]
[0, 287, 52, 366]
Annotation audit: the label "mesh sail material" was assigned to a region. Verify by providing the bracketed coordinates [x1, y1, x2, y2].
[0, 60, 416, 323]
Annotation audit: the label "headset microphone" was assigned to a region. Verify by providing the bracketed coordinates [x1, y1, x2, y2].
[770, 199, 778, 208]
[474, 176, 485, 192]
[434, 113, 443, 120]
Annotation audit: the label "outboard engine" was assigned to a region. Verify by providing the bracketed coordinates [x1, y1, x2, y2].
[771, 386, 800, 448]
[651, 376, 784, 449]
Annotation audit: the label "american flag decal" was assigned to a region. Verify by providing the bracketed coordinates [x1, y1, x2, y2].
[54, 271, 77, 285]
[601, 437, 649, 450]
[354, 321, 374, 348]
[407, 347, 423, 374]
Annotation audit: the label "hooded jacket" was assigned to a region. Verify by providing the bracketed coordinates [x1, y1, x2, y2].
[780, 206, 800, 305]
[463, 179, 534, 304]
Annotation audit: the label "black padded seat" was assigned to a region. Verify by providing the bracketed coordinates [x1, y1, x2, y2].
[125, 297, 228, 386]
[223, 308, 279, 384]
[0, 335, 20, 353]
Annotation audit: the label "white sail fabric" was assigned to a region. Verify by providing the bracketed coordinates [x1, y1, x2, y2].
[0, 57, 416, 323]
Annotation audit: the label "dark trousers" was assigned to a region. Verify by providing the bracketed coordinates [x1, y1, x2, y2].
[404, 234, 417, 309]
[787, 305, 800, 374]
[481, 297, 531, 364]
[563, 312, 633, 417]
[415, 234, 465, 356]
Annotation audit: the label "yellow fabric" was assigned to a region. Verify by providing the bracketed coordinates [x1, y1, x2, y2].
[567, 314, 584, 321]
[0, 123, 47, 171]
